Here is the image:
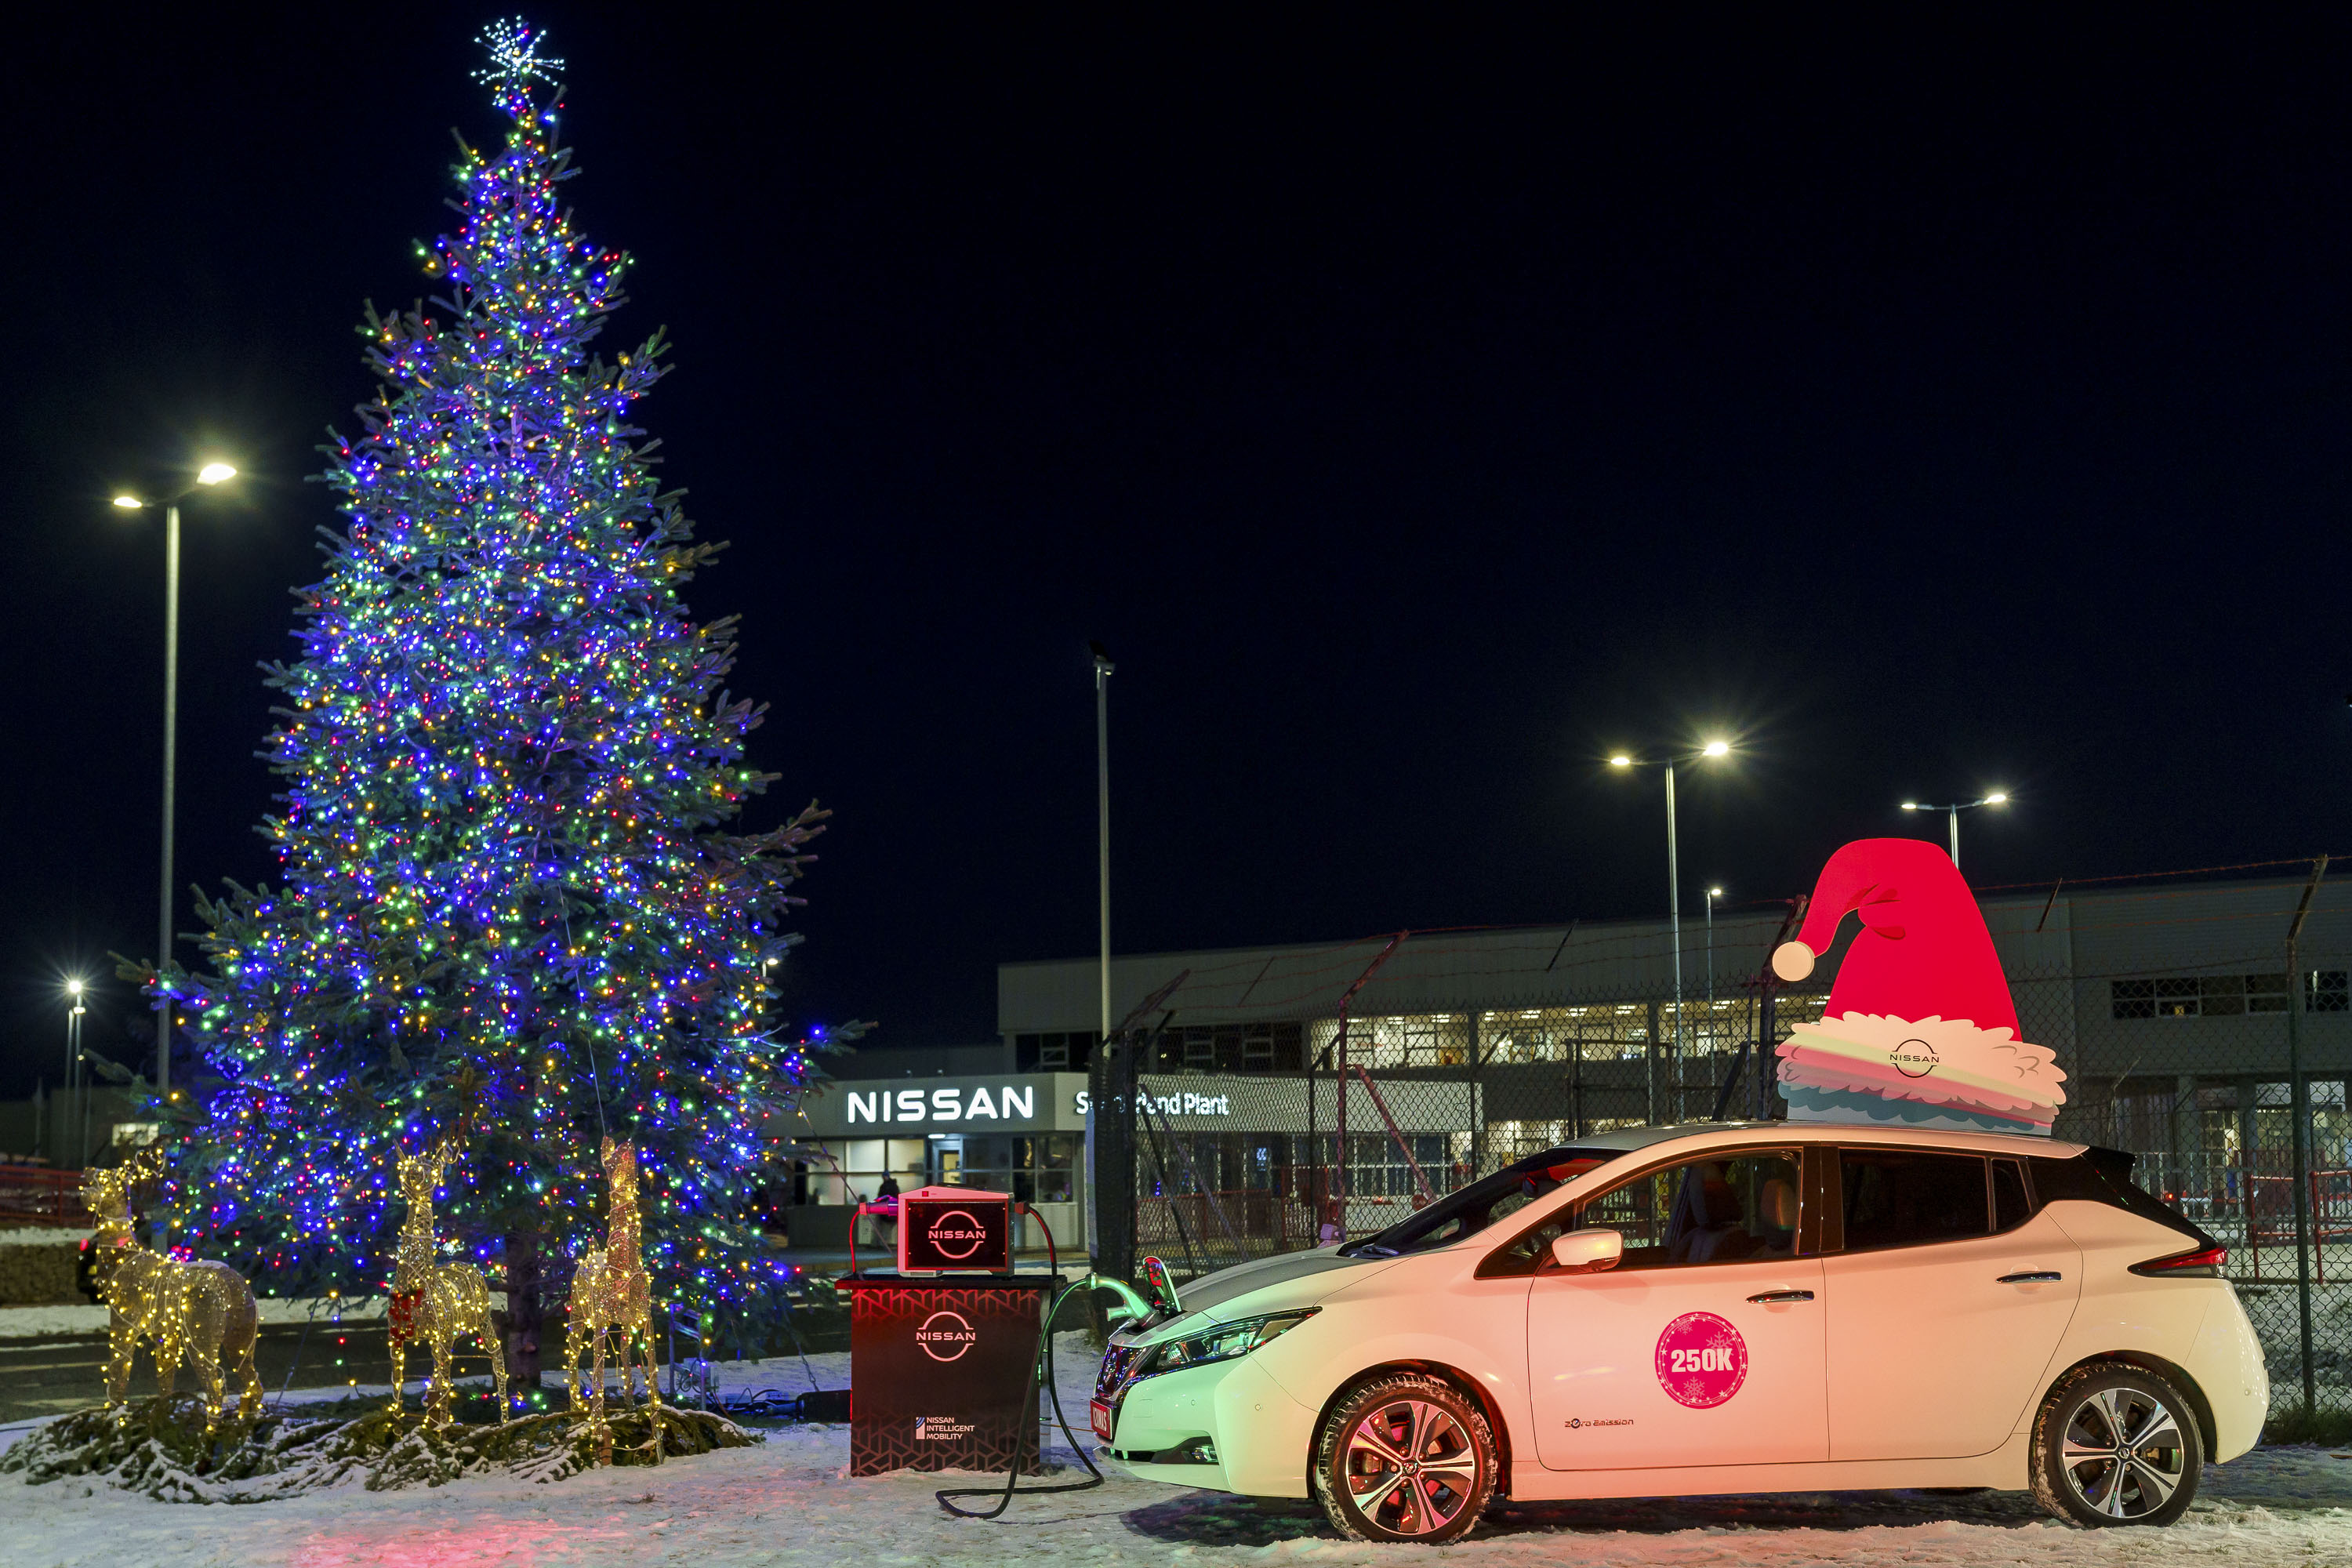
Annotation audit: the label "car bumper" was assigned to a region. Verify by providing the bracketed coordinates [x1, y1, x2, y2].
[2192, 1287, 2270, 1461]
[1099, 1352, 1319, 1498]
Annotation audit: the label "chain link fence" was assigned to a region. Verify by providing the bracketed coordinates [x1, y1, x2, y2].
[1083, 858, 2352, 1428]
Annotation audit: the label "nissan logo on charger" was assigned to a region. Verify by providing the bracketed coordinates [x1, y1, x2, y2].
[896, 1185, 1014, 1274]
[924, 1212, 987, 1259]
[914, 1311, 978, 1362]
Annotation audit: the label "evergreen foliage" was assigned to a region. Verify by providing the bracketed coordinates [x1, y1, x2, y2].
[148, 20, 834, 1347]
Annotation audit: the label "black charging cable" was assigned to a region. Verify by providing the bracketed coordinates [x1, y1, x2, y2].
[936, 1207, 1105, 1519]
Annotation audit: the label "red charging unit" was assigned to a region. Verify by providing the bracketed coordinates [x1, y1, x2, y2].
[837, 1185, 1054, 1475]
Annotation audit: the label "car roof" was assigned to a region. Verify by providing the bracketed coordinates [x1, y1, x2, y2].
[1594, 1120, 2089, 1160]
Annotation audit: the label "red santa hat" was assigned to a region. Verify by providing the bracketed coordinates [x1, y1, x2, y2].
[1769, 837, 2018, 1036]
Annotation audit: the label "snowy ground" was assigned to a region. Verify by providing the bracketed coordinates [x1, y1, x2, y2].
[0, 1297, 393, 1339]
[3, 1334, 2350, 1567]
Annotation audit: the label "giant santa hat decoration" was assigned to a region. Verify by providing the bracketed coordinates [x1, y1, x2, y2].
[1771, 837, 2067, 1134]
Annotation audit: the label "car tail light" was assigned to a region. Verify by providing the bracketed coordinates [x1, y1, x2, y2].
[2131, 1243, 2226, 1278]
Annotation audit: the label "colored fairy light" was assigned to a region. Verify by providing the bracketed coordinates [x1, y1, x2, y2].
[148, 21, 839, 1359]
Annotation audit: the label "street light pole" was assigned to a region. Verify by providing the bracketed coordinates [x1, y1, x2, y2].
[114, 463, 238, 1117]
[1664, 760, 1680, 1120]
[1706, 887, 1722, 1010]
[1899, 791, 2009, 873]
[62, 982, 86, 1168]
[1612, 739, 1731, 1125]
[1091, 642, 1116, 1049]
[156, 501, 180, 1104]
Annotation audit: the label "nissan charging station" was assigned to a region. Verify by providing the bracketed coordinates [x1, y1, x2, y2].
[837, 1185, 1062, 1476]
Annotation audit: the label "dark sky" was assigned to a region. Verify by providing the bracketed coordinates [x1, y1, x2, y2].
[2, 6, 2348, 1093]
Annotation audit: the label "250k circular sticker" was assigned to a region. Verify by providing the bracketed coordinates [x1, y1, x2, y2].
[1654, 1312, 1748, 1408]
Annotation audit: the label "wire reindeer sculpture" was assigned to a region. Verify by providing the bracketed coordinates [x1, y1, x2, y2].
[390, 1139, 510, 1425]
[566, 1136, 660, 1459]
[81, 1149, 262, 1426]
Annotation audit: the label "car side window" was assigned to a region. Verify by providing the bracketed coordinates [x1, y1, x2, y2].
[1992, 1157, 2032, 1232]
[1490, 1150, 1803, 1276]
[1839, 1149, 1990, 1251]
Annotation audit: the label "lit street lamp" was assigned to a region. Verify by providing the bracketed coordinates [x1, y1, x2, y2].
[62, 979, 87, 1168]
[1900, 791, 2009, 872]
[113, 460, 238, 1111]
[1610, 739, 1733, 1121]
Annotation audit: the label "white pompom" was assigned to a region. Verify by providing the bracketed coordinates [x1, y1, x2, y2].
[1771, 941, 1816, 982]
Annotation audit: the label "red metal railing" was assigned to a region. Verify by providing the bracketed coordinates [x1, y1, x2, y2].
[2236, 1167, 2352, 1283]
[0, 1165, 91, 1226]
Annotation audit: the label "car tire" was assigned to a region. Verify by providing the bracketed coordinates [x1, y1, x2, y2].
[2030, 1361, 2203, 1527]
[1312, 1372, 1497, 1544]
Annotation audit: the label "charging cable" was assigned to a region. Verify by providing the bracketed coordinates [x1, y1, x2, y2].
[935, 1206, 1105, 1519]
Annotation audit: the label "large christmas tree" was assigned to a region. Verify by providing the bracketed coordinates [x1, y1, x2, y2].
[156, 21, 829, 1386]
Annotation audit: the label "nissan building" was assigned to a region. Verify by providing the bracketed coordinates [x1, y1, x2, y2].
[780, 1070, 1091, 1252]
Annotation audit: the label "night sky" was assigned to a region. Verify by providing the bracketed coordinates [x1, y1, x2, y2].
[3, 7, 2348, 1094]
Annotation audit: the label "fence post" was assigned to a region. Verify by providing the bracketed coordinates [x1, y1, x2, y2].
[1089, 1036, 1135, 1285]
[2285, 855, 2328, 1416]
[1646, 1001, 1661, 1124]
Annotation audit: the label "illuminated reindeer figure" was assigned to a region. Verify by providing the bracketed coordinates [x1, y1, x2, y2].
[81, 1151, 261, 1425]
[566, 1137, 660, 1456]
[391, 1141, 510, 1425]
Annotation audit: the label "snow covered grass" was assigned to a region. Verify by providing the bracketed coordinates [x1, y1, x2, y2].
[2, 1334, 2348, 1566]
[0, 1227, 89, 1248]
[0, 1297, 390, 1339]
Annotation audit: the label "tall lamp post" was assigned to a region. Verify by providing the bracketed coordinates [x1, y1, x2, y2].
[1091, 641, 1115, 1051]
[1610, 739, 1733, 1122]
[113, 461, 239, 1112]
[63, 979, 87, 1168]
[1705, 886, 1723, 1011]
[1900, 791, 2009, 872]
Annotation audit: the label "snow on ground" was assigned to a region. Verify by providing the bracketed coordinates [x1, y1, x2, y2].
[2, 1334, 2350, 1567]
[0, 1227, 89, 1247]
[0, 1298, 391, 1339]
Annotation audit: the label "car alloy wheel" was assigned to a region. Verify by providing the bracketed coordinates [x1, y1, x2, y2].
[1314, 1372, 1497, 1544]
[2031, 1363, 2202, 1527]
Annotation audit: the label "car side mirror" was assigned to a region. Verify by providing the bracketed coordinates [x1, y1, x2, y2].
[1544, 1228, 1624, 1276]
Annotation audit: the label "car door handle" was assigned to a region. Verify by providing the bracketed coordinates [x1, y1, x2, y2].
[1746, 1289, 1815, 1304]
[1998, 1271, 2063, 1284]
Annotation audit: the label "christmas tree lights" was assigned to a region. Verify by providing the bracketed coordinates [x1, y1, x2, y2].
[151, 18, 834, 1383]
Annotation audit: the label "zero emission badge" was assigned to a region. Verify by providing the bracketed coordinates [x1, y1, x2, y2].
[1654, 1311, 1748, 1408]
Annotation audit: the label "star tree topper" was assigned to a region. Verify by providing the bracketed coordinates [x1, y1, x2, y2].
[473, 17, 565, 117]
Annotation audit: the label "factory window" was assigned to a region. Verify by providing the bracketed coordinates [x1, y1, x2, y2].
[1310, 1014, 1475, 1069]
[1144, 1022, 1302, 1075]
[1014, 1031, 1098, 1071]
[2111, 972, 2348, 1020]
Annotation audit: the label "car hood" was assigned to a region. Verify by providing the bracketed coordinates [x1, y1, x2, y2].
[1131, 1247, 1388, 1338]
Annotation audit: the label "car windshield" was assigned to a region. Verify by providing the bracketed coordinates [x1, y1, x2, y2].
[1337, 1147, 1617, 1258]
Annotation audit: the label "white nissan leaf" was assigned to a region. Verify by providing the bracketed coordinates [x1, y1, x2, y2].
[1093, 1122, 2265, 1542]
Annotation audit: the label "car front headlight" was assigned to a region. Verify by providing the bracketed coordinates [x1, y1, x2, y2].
[1142, 1308, 1319, 1377]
